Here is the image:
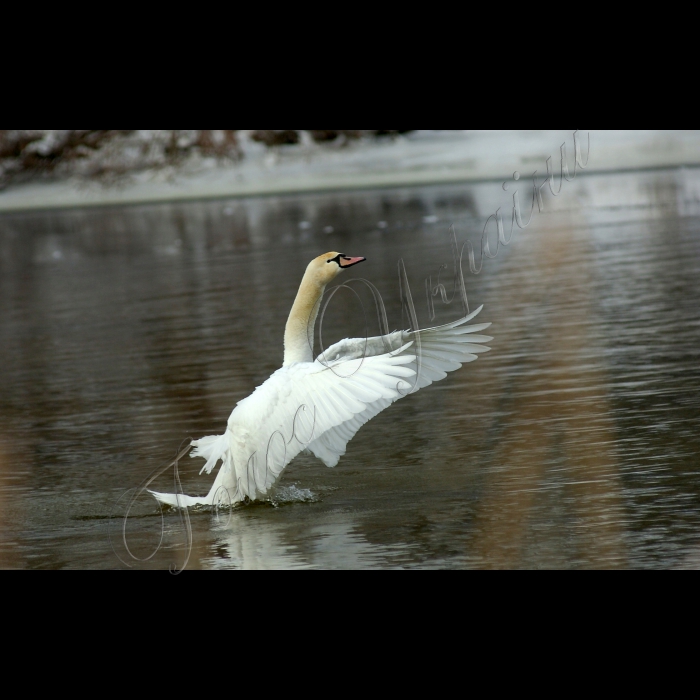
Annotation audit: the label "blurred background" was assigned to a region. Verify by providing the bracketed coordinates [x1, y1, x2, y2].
[0, 130, 411, 189]
[4, 130, 700, 210]
[1, 129, 700, 570]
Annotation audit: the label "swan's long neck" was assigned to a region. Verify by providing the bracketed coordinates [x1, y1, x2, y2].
[284, 273, 325, 366]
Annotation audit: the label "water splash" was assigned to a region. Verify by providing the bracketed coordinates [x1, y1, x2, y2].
[270, 485, 317, 506]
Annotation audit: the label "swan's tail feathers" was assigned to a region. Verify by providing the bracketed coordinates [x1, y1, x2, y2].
[150, 461, 241, 509]
[149, 433, 234, 508]
[149, 490, 215, 508]
[192, 433, 229, 475]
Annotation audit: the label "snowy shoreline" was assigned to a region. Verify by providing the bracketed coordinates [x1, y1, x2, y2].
[1, 130, 699, 213]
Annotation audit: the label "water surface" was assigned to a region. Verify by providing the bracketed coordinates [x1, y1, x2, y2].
[1, 168, 700, 569]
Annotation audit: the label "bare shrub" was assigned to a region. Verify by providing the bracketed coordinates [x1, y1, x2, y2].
[0, 130, 241, 189]
[1, 129, 414, 189]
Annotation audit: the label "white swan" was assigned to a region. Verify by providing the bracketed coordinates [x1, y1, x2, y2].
[152, 253, 492, 508]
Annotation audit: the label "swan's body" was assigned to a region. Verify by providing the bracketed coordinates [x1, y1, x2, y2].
[153, 253, 492, 508]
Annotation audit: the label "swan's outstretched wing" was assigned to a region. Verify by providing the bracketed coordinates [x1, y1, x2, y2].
[308, 306, 492, 467]
[154, 307, 491, 507]
[317, 305, 491, 365]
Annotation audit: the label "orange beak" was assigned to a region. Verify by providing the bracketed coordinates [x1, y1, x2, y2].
[339, 256, 366, 269]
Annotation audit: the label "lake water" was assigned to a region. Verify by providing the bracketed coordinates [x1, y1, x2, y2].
[1, 166, 700, 570]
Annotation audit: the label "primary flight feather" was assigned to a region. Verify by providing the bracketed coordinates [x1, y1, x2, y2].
[153, 253, 492, 507]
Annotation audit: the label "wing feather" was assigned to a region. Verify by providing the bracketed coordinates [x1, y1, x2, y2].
[306, 307, 492, 468]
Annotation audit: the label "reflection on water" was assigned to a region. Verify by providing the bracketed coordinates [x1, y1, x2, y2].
[1, 168, 700, 569]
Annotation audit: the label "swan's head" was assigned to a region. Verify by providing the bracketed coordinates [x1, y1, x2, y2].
[308, 252, 366, 285]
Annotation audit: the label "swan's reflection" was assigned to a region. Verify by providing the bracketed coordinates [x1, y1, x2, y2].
[204, 508, 413, 570]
